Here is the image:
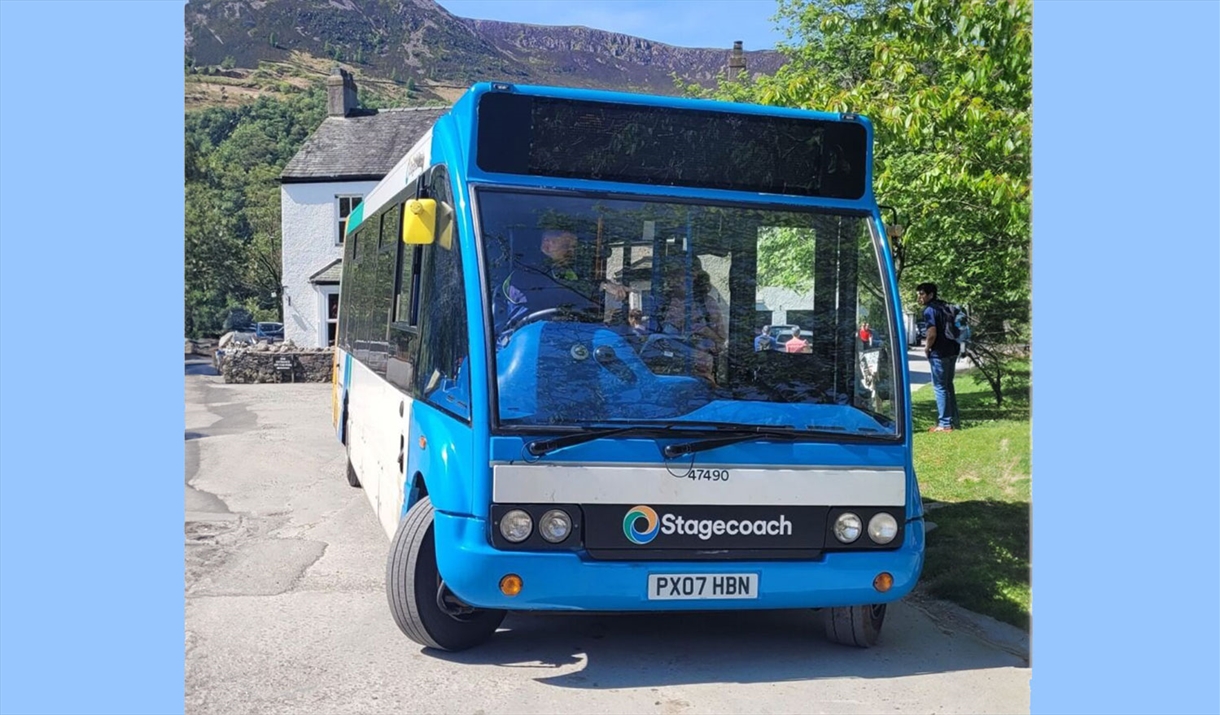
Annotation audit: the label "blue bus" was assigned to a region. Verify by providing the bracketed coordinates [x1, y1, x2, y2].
[332, 82, 923, 651]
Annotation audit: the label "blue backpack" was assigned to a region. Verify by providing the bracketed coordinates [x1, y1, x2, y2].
[940, 302, 971, 345]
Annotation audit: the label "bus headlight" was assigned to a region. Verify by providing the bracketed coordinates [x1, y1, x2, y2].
[499, 509, 533, 543]
[833, 513, 862, 543]
[538, 509, 572, 543]
[868, 513, 899, 544]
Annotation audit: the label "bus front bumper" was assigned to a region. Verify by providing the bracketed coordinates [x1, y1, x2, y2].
[433, 512, 925, 612]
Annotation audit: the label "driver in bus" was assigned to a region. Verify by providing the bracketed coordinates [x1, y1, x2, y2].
[493, 228, 628, 346]
[539, 229, 628, 303]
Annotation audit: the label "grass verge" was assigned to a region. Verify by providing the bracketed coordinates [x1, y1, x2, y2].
[912, 360, 1030, 630]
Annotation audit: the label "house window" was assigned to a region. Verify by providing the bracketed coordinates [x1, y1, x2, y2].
[327, 292, 340, 346]
[337, 195, 363, 245]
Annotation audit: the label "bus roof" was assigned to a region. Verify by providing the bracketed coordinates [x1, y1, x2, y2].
[458, 82, 872, 127]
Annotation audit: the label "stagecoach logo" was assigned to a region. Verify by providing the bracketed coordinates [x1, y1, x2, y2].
[623, 505, 793, 544]
[623, 506, 660, 544]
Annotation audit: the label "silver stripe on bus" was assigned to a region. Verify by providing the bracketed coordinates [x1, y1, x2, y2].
[491, 464, 906, 506]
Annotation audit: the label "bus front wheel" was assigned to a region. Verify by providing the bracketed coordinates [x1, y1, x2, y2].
[386, 497, 506, 651]
[822, 603, 887, 648]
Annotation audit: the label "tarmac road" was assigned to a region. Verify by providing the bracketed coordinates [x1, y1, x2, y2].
[185, 368, 1029, 715]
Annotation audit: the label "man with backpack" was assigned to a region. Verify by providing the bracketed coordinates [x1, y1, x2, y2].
[917, 282, 962, 432]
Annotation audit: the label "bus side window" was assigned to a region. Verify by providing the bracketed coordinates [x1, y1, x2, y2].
[346, 225, 368, 358]
[387, 201, 421, 393]
[337, 223, 358, 351]
[415, 166, 470, 421]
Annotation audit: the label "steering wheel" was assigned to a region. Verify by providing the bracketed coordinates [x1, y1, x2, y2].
[503, 306, 602, 333]
[640, 332, 693, 355]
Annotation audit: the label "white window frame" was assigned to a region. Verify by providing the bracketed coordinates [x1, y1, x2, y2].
[336, 194, 363, 246]
[316, 286, 341, 348]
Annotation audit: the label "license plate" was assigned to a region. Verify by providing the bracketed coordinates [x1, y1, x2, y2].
[647, 573, 759, 600]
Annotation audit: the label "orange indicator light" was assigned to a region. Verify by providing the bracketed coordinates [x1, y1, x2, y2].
[499, 574, 523, 596]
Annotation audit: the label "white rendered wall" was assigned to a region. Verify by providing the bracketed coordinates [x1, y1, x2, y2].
[755, 285, 818, 326]
[281, 180, 378, 347]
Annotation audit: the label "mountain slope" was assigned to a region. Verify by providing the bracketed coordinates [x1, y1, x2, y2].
[184, 0, 784, 106]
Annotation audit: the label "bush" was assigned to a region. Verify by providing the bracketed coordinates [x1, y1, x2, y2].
[221, 306, 255, 332]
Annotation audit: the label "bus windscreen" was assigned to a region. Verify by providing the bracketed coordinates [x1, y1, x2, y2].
[476, 92, 869, 200]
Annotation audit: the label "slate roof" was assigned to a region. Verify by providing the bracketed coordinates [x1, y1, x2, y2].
[309, 259, 343, 284]
[281, 107, 449, 183]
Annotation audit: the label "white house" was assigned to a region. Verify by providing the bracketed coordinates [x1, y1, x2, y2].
[280, 68, 446, 348]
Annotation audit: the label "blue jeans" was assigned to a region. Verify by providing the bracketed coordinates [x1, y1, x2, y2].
[928, 353, 959, 428]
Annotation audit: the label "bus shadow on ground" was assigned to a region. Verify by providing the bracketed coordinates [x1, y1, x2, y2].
[429, 603, 1025, 686]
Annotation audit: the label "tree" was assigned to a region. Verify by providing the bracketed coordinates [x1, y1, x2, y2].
[184, 88, 331, 337]
[185, 182, 245, 336]
[222, 306, 255, 332]
[687, 0, 1031, 405]
[758, 227, 815, 292]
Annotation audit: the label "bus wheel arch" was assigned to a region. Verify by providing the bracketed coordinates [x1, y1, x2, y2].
[405, 471, 428, 513]
[386, 496, 505, 651]
[340, 394, 350, 446]
[344, 407, 360, 489]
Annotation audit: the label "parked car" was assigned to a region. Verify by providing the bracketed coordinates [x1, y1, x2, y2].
[255, 322, 284, 341]
[768, 324, 799, 344]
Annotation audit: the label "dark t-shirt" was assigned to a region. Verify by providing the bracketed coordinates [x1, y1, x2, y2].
[923, 300, 961, 358]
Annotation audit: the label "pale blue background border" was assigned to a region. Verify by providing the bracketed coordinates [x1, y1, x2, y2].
[0, 1, 186, 714]
[1032, 2, 1219, 714]
[1, 1, 1218, 714]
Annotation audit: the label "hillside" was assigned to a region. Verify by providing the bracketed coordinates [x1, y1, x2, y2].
[184, 0, 784, 109]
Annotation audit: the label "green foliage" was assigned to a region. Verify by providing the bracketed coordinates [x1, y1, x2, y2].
[690, 0, 1031, 404]
[356, 85, 386, 110]
[184, 87, 329, 337]
[220, 55, 236, 70]
[185, 77, 422, 337]
[757, 227, 815, 292]
[222, 307, 255, 332]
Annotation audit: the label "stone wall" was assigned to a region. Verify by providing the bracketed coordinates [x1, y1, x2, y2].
[222, 346, 334, 384]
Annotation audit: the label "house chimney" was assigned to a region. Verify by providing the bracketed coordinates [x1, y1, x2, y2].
[727, 40, 746, 80]
[327, 66, 358, 117]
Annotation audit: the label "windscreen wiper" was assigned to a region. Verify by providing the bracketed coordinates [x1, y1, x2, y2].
[526, 425, 670, 458]
[662, 427, 803, 459]
[851, 405, 896, 428]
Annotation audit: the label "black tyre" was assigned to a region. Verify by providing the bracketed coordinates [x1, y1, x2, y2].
[346, 457, 361, 488]
[386, 497, 506, 651]
[822, 603, 887, 648]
